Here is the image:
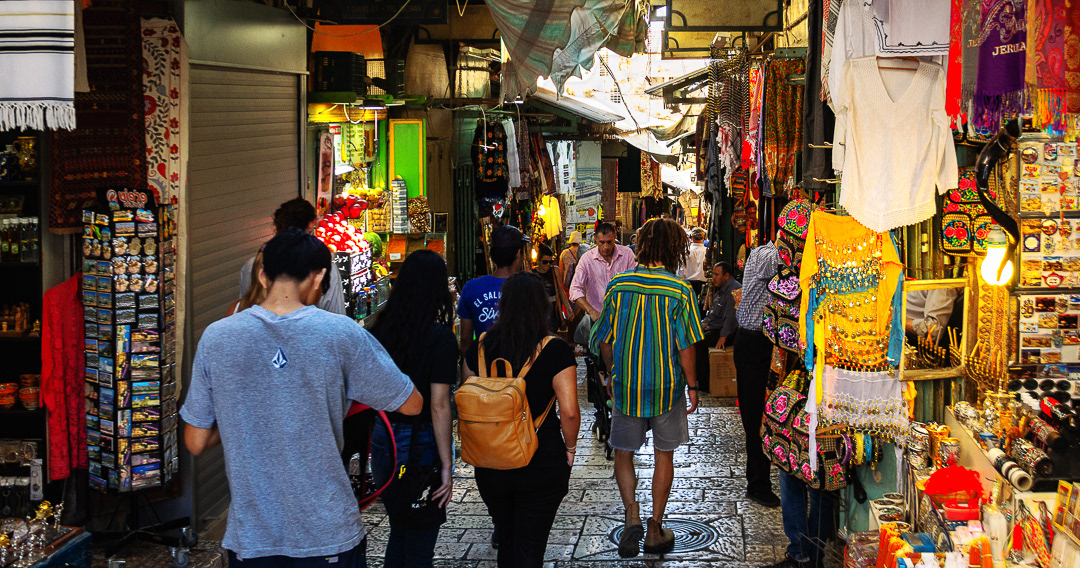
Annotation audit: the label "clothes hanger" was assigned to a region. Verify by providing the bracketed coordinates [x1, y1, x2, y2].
[875, 56, 920, 71]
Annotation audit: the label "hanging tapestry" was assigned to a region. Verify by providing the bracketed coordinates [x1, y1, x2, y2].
[50, 0, 147, 231]
[762, 58, 805, 198]
[961, 0, 982, 125]
[973, 0, 1027, 133]
[472, 118, 509, 202]
[940, 167, 1000, 256]
[946, 0, 965, 121]
[0, 1, 76, 131]
[1066, 2, 1080, 112]
[1026, 0, 1068, 133]
[142, 18, 185, 206]
[640, 153, 662, 199]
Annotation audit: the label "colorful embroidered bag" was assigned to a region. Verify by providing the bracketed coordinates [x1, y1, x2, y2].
[939, 167, 999, 256]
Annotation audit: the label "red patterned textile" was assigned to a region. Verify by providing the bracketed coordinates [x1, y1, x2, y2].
[41, 274, 87, 481]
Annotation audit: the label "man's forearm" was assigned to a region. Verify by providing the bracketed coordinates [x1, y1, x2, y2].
[600, 342, 614, 375]
[575, 297, 597, 317]
[679, 346, 697, 388]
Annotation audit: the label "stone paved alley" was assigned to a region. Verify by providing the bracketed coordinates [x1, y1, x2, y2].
[362, 360, 788, 567]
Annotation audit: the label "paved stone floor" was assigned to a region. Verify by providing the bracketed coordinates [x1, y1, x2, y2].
[363, 360, 787, 567]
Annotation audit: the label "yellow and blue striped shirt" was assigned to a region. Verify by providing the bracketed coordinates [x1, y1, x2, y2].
[596, 266, 704, 418]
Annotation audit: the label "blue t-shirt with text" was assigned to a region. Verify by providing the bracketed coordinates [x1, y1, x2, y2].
[456, 275, 506, 337]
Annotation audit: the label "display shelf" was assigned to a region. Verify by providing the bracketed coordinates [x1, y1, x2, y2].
[0, 335, 40, 342]
[945, 408, 1065, 496]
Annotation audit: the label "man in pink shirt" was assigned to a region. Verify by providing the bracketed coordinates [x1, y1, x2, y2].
[569, 223, 637, 340]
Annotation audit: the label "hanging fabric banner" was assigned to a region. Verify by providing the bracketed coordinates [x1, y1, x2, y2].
[0, 0, 76, 131]
[142, 18, 186, 206]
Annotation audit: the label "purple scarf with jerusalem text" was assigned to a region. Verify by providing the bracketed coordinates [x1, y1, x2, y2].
[974, 0, 1027, 132]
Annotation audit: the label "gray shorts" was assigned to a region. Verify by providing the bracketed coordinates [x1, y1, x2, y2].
[608, 394, 690, 452]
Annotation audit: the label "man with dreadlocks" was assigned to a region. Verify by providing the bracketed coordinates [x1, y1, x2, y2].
[596, 218, 704, 558]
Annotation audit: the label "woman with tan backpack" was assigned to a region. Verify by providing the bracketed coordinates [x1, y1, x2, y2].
[459, 272, 580, 567]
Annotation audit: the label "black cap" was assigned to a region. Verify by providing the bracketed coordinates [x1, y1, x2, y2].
[490, 225, 529, 250]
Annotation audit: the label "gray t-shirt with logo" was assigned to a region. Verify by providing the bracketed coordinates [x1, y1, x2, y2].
[180, 305, 414, 560]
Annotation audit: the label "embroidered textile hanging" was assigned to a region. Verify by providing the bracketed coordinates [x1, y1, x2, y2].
[640, 153, 662, 199]
[762, 58, 805, 198]
[142, 18, 186, 205]
[974, 0, 1027, 133]
[1026, 0, 1069, 133]
[0, 1, 76, 131]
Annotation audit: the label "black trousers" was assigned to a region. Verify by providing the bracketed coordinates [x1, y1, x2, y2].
[694, 329, 725, 394]
[476, 457, 571, 568]
[733, 327, 773, 495]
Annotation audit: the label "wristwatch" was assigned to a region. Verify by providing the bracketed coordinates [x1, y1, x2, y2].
[686, 385, 699, 391]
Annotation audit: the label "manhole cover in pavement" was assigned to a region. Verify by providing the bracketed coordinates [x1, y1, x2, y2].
[608, 518, 720, 553]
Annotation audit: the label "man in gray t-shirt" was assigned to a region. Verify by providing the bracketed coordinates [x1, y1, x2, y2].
[182, 230, 420, 564]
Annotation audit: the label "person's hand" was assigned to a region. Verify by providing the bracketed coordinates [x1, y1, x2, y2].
[686, 389, 699, 414]
[588, 308, 601, 321]
[715, 336, 726, 349]
[432, 464, 453, 508]
[566, 450, 576, 467]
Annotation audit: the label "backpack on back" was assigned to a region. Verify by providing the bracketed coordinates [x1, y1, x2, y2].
[455, 335, 556, 470]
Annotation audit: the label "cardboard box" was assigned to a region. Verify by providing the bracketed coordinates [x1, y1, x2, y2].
[709, 348, 737, 397]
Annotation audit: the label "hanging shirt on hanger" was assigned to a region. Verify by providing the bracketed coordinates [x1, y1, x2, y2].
[502, 119, 522, 188]
[832, 57, 958, 232]
[870, 0, 951, 57]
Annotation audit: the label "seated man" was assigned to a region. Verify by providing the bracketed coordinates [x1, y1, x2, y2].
[695, 262, 741, 393]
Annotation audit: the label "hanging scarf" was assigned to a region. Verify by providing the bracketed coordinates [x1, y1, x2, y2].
[1066, 2, 1080, 112]
[746, 63, 765, 171]
[0, 1, 77, 131]
[947, 0, 966, 121]
[962, 0, 983, 122]
[1026, 0, 1068, 133]
[640, 153, 662, 199]
[762, 57, 805, 198]
[974, 0, 1027, 133]
[820, 0, 844, 104]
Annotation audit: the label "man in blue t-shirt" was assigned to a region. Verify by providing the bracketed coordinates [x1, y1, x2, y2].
[182, 230, 422, 567]
[456, 225, 528, 354]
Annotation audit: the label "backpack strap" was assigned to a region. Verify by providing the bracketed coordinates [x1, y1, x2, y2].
[532, 395, 557, 430]
[518, 336, 555, 377]
[477, 332, 488, 377]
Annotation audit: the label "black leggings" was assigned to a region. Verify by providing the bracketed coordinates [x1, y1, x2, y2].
[476, 457, 571, 568]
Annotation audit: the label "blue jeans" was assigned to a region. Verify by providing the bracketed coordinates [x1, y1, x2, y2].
[371, 421, 442, 568]
[778, 469, 835, 566]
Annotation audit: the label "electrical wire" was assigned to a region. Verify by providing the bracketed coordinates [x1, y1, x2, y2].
[285, 0, 413, 37]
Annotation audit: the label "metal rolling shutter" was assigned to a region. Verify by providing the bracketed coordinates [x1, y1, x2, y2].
[186, 64, 301, 527]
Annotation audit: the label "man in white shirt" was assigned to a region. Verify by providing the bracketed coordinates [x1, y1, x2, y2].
[677, 228, 708, 297]
[906, 288, 959, 345]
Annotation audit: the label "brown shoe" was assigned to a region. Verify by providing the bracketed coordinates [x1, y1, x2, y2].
[618, 503, 644, 558]
[643, 517, 675, 554]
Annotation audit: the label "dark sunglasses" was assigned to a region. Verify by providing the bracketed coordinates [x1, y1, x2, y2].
[539, 259, 552, 265]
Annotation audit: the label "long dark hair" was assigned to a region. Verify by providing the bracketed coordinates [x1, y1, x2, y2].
[370, 250, 454, 371]
[480, 272, 551, 372]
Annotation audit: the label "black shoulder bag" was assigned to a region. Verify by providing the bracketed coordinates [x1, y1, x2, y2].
[393, 418, 446, 529]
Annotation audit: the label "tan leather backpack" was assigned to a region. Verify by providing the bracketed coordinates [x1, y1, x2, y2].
[455, 335, 556, 470]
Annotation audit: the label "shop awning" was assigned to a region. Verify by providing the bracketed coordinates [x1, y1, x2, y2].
[661, 164, 702, 194]
[643, 66, 710, 104]
[490, 0, 647, 101]
[531, 88, 625, 124]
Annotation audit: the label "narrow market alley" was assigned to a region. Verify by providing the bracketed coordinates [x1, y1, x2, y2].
[361, 362, 787, 567]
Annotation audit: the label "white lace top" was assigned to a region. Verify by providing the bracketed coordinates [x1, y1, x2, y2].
[832, 57, 958, 232]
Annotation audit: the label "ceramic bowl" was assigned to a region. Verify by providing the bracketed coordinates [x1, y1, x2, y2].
[0, 383, 16, 395]
[19, 374, 39, 387]
[0, 394, 14, 410]
[18, 387, 39, 410]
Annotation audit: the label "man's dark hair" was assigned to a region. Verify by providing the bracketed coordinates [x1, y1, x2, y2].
[595, 222, 617, 237]
[273, 198, 317, 234]
[714, 261, 732, 276]
[490, 225, 528, 268]
[537, 243, 554, 259]
[262, 229, 332, 287]
[482, 273, 551, 370]
[636, 218, 689, 274]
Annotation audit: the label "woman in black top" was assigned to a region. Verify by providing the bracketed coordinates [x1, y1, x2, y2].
[462, 272, 580, 568]
[369, 250, 456, 567]
[531, 243, 572, 332]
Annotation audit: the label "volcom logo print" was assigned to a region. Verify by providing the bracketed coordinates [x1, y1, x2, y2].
[270, 347, 288, 369]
